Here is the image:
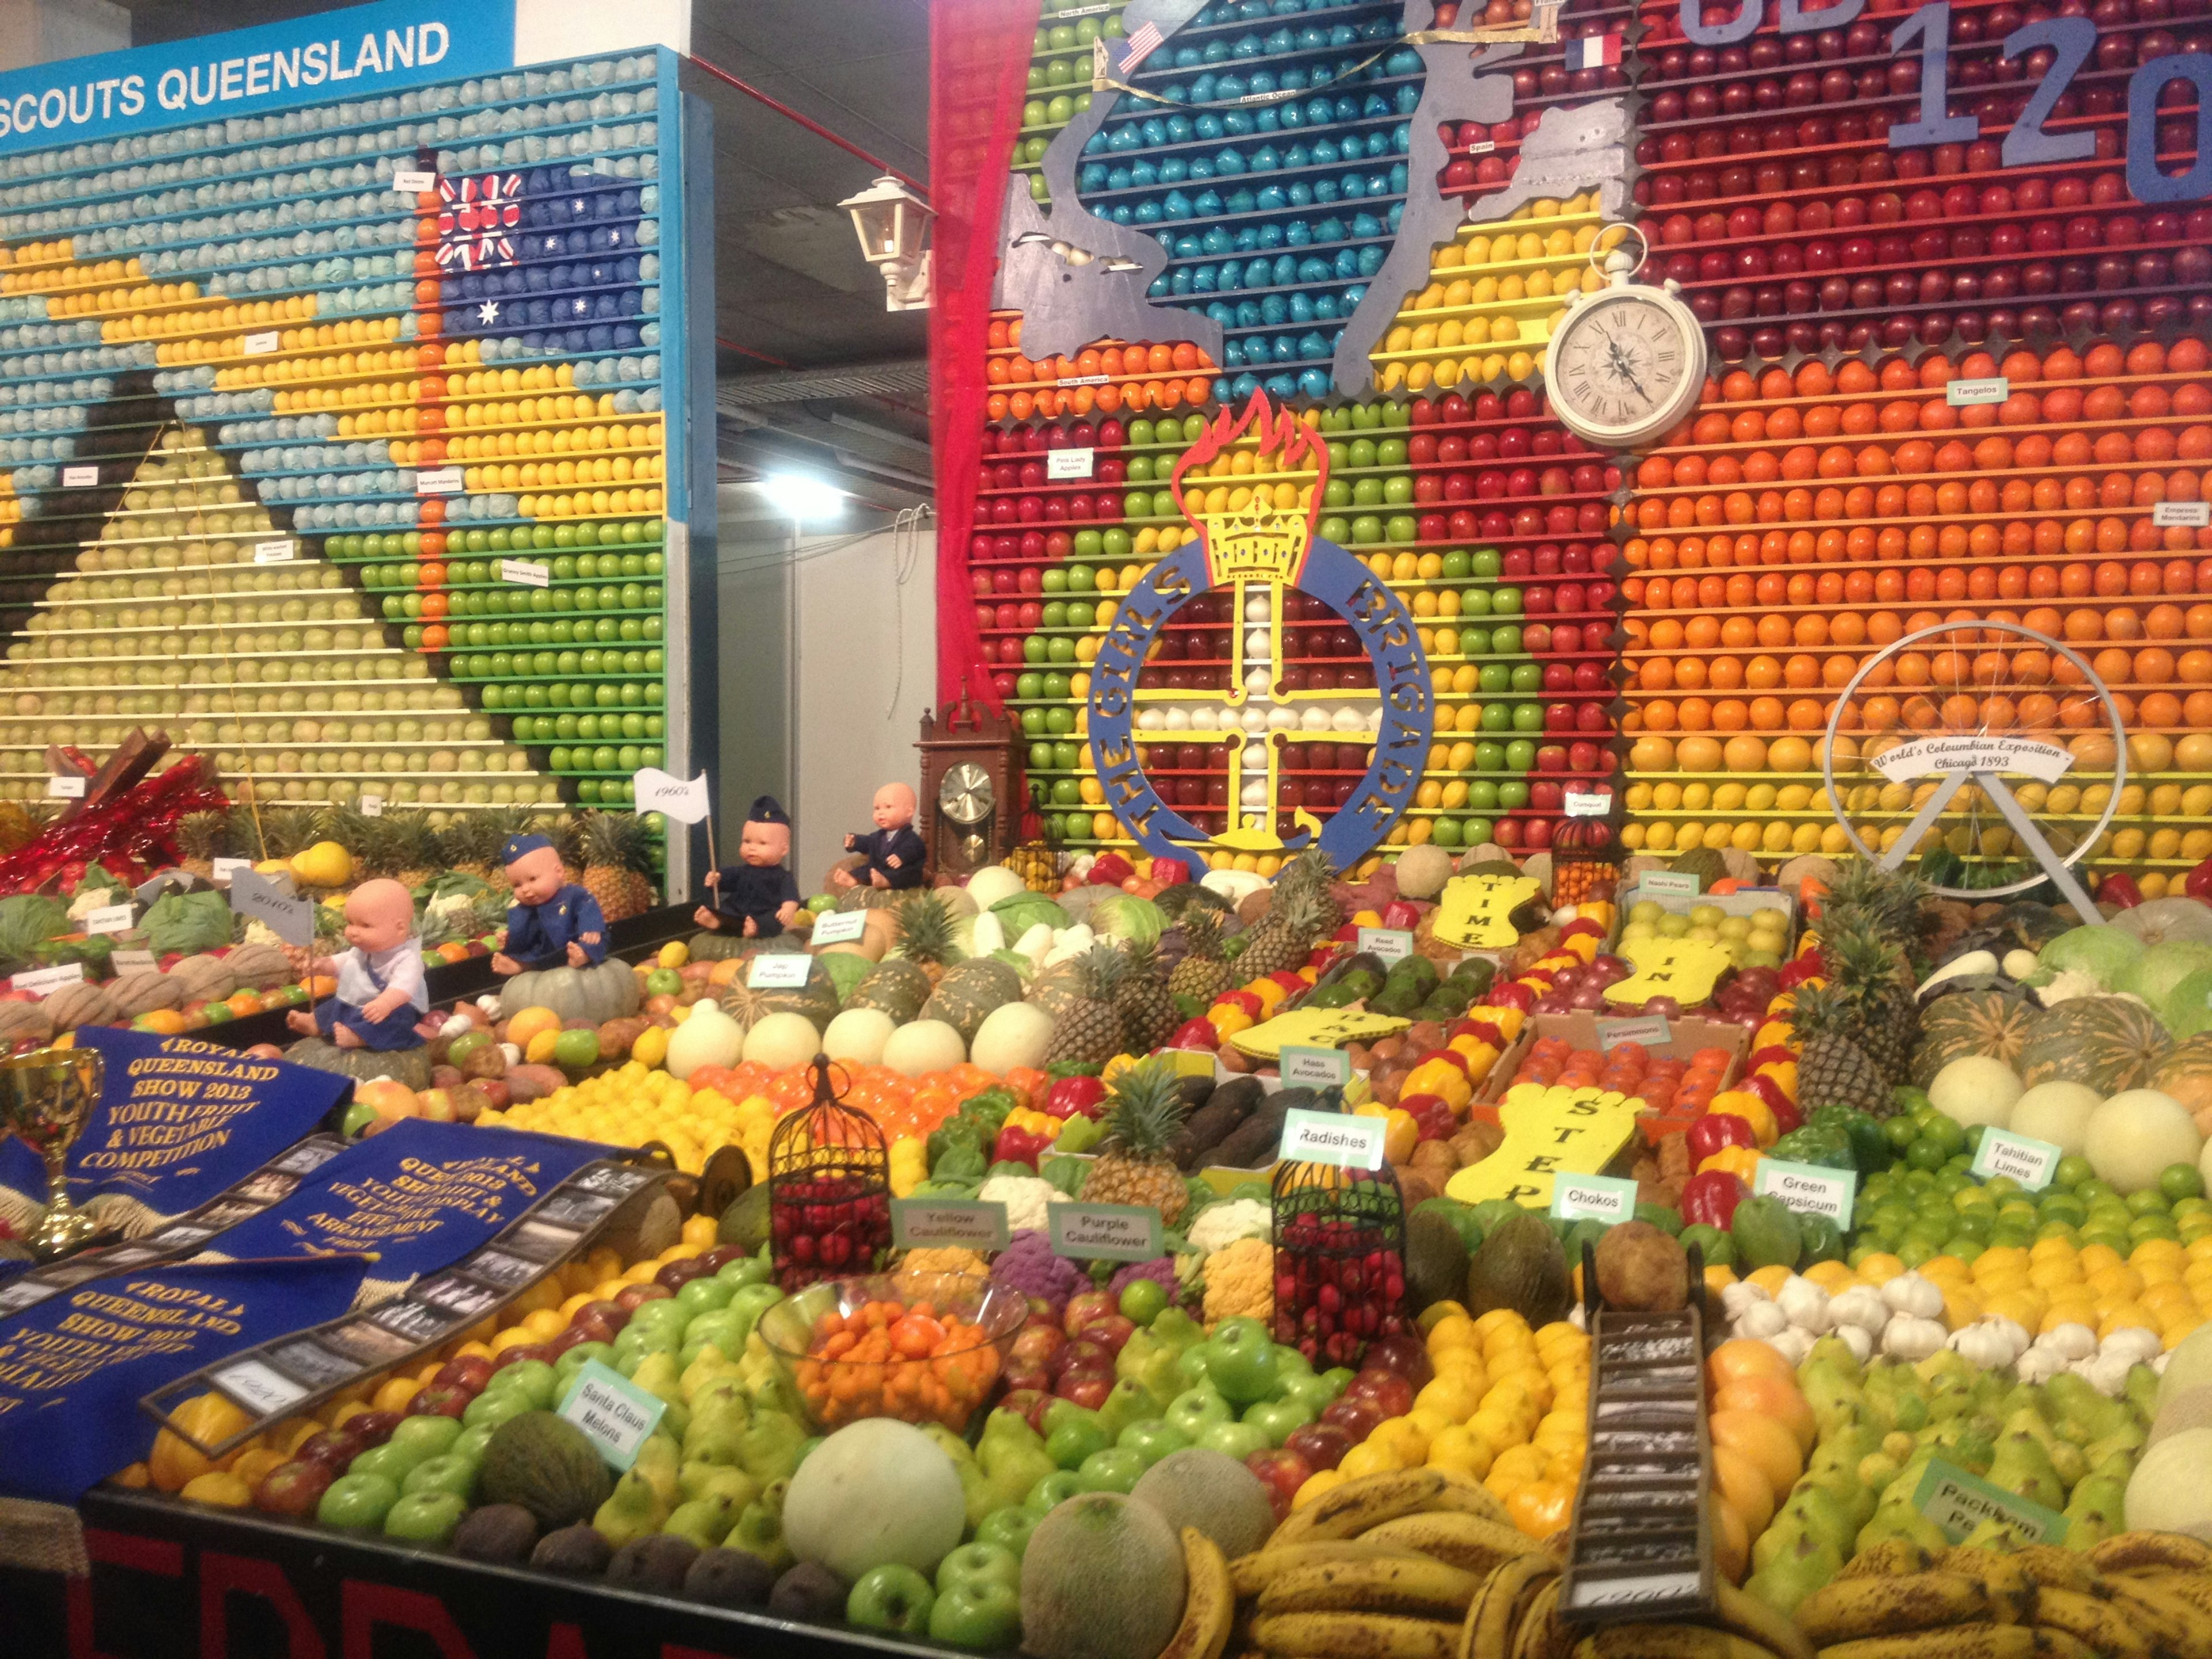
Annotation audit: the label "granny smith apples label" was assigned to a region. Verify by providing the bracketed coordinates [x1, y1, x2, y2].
[1753, 1158, 1855, 1229]
[559, 1358, 666, 1471]
[1278, 1046, 1351, 1088]
[892, 1199, 1010, 1251]
[1550, 1173, 1637, 1223]
[1047, 1202, 1161, 1262]
[1914, 1457, 2069, 1546]
[1970, 1128, 2063, 1191]
[1355, 928, 1414, 964]
[1278, 1107, 1385, 1171]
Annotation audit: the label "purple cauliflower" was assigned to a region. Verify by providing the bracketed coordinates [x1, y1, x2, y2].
[1108, 1256, 1179, 1300]
[990, 1229, 1086, 1313]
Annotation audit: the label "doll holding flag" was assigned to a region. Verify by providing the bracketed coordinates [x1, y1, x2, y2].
[698, 796, 801, 938]
[284, 878, 427, 1050]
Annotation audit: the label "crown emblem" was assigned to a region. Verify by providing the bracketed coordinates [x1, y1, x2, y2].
[1168, 391, 1328, 589]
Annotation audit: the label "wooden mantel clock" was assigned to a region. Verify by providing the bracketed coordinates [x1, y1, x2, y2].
[916, 679, 1022, 880]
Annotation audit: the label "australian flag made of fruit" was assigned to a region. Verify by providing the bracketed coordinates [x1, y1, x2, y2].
[434, 164, 651, 355]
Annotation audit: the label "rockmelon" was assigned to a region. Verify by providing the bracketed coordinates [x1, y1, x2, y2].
[881, 1018, 964, 1078]
[2017, 997, 2173, 1094]
[741, 1011, 823, 1071]
[1391, 843, 1454, 902]
[1020, 1493, 1187, 1659]
[821, 1007, 896, 1066]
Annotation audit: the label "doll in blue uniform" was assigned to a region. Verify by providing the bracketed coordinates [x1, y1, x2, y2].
[830, 782, 927, 892]
[698, 796, 802, 938]
[492, 833, 608, 976]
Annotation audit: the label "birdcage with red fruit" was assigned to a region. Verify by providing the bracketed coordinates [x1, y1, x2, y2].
[768, 1056, 892, 1292]
[1271, 1131, 1407, 1368]
[1550, 815, 1621, 908]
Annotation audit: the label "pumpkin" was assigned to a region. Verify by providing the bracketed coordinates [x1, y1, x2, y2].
[721, 955, 840, 1035]
[168, 955, 237, 1003]
[2154, 1035, 2212, 1127]
[1911, 988, 2040, 1086]
[921, 956, 1022, 1044]
[1025, 960, 1090, 1024]
[224, 942, 293, 990]
[497, 959, 641, 1027]
[285, 1036, 435, 1089]
[840, 959, 931, 1024]
[44, 982, 119, 1031]
[0, 1001, 53, 1046]
[812, 908, 898, 964]
[684, 929, 753, 963]
[111, 972, 186, 1016]
[2018, 997, 2174, 1094]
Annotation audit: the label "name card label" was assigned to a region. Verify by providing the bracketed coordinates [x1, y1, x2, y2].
[415, 467, 463, 495]
[229, 868, 315, 948]
[1278, 1107, 1385, 1171]
[1596, 1015, 1672, 1051]
[11, 963, 84, 997]
[112, 949, 157, 974]
[1279, 1045, 1352, 1088]
[808, 910, 868, 946]
[891, 1199, 1011, 1251]
[241, 332, 281, 357]
[1870, 735, 2073, 784]
[558, 1359, 666, 1472]
[1637, 872, 1700, 897]
[746, 954, 813, 988]
[45, 775, 85, 799]
[1915, 1457, 2068, 1546]
[1946, 376, 2008, 406]
[392, 171, 437, 193]
[499, 559, 550, 588]
[359, 794, 385, 817]
[84, 904, 134, 936]
[2154, 501, 2211, 528]
[1551, 1172, 1638, 1222]
[254, 540, 295, 563]
[1047, 448, 1096, 480]
[1563, 790, 1609, 817]
[1357, 927, 1414, 964]
[1970, 1127, 2063, 1191]
[1755, 1157, 1856, 1228]
[211, 858, 253, 885]
[61, 465, 99, 488]
[1047, 1202, 1161, 1262]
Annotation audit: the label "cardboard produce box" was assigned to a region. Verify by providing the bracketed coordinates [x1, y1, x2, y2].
[1475, 1010, 1752, 1109]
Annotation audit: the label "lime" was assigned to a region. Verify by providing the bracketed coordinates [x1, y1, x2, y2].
[2129, 1214, 2180, 1243]
[2074, 1176, 2115, 1203]
[2079, 1229, 2132, 1257]
[2037, 1193, 2086, 1227]
[1892, 1086, 1932, 1116]
[1945, 1236, 1986, 1266]
[1952, 1184, 1997, 1211]
[1988, 1226, 2035, 1250]
[2035, 1219, 2081, 1243]
[2182, 1220, 2212, 1247]
[1895, 1237, 1938, 1269]
[2162, 1164, 2207, 1204]
[1885, 1117, 1922, 1154]
[1948, 1210, 1993, 1243]
[2127, 1187, 2172, 1218]
[2175, 1197, 2212, 1222]
[1905, 1138, 1948, 1173]
[1981, 1175, 2020, 1201]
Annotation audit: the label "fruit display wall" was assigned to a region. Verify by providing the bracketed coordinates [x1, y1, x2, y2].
[0, 40, 687, 816]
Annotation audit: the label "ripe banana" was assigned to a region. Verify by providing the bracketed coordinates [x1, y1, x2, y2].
[2088, 1531, 2212, 1577]
[1793, 1571, 1994, 1646]
[1270, 1469, 1455, 1548]
[1230, 1541, 1433, 1600]
[1364, 1511, 1549, 1575]
[1836, 1540, 1936, 1582]
[1714, 1578, 1817, 1659]
[1460, 1552, 1559, 1659]
[1510, 1575, 1571, 1659]
[1433, 1468, 1514, 1526]
[2030, 1586, 2154, 1659]
[2135, 1568, 2212, 1617]
[1934, 1547, 2037, 1623]
[1569, 1624, 1774, 1659]
[1816, 1625, 2069, 1659]
[1252, 1611, 1462, 1659]
[2097, 1576, 2212, 1659]
[2005, 1547, 2100, 1596]
[1256, 1554, 1484, 1620]
[1160, 1527, 1235, 1659]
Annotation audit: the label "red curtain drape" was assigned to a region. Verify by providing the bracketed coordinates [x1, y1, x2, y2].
[929, 0, 1042, 710]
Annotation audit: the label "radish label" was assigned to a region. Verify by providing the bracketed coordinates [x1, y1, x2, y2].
[1278, 1107, 1385, 1171]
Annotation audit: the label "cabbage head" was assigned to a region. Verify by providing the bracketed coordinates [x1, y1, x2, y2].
[2037, 925, 2145, 990]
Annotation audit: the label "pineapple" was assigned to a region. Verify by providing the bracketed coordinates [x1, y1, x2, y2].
[176, 809, 235, 878]
[390, 814, 448, 891]
[1824, 922, 1918, 1085]
[440, 812, 502, 878]
[532, 813, 585, 884]
[1234, 880, 1331, 982]
[893, 891, 956, 984]
[1822, 860, 1930, 955]
[1115, 938, 1177, 1054]
[1044, 945, 1129, 1067]
[580, 812, 656, 922]
[1789, 980, 1896, 1118]
[253, 805, 317, 863]
[1168, 909, 1234, 1007]
[1080, 1058, 1193, 1224]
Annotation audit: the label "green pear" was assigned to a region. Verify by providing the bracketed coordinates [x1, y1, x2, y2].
[2062, 1472, 2126, 1547]
[1806, 1335, 1863, 1378]
[677, 1462, 759, 1508]
[2047, 1437, 2086, 1489]
[1808, 1421, 1883, 1483]
[1854, 1505, 1949, 1559]
[1855, 1451, 1901, 1496]
[1752, 1513, 1807, 1577]
[631, 1432, 680, 1509]
[2126, 1364, 2160, 1425]
[1799, 1364, 1867, 1436]
[1987, 1426, 2065, 1513]
[590, 1465, 668, 1548]
[1742, 1530, 1841, 1619]
[662, 1494, 739, 1551]
[1915, 1350, 1969, 1388]
[2000, 1406, 2058, 1452]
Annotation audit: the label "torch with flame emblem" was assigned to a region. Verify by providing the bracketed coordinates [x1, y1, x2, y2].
[1167, 392, 1328, 594]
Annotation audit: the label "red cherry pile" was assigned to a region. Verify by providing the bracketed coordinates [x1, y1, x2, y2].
[770, 1173, 892, 1291]
[1274, 1206, 1410, 1367]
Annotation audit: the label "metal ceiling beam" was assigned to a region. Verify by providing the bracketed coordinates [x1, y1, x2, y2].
[716, 359, 931, 408]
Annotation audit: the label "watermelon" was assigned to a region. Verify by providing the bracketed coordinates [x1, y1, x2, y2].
[2018, 997, 2174, 1094]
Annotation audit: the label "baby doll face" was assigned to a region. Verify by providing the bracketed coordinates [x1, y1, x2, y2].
[741, 817, 790, 867]
[872, 782, 916, 831]
[344, 879, 416, 954]
[506, 845, 566, 906]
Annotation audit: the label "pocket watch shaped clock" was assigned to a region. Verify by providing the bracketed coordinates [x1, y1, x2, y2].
[1542, 228, 1709, 453]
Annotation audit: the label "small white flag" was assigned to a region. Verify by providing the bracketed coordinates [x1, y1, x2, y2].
[632, 767, 712, 824]
[1567, 33, 1621, 69]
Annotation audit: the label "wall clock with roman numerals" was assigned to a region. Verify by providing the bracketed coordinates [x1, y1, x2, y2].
[1542, 230, 1708, 453]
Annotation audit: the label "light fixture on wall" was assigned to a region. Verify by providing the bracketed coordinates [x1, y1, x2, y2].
[838, 175, 933, 312]
[762, 473, 846, 524]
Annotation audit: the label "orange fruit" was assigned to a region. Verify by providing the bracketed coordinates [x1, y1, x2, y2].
[1710, 1495, 1750, 1585]
[1713, 1376, 1817, 1455]
[1709, 1444, 1775, 1537]
[1710, 1410, 1805, 1500]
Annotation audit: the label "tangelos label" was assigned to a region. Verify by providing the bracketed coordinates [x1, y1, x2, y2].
[1278, 1107, 1385, 1171]
[747, 954, 812, 988]
[84, 903, 134, 936]
[1355, 927, 1414, 964]
[1969, 1128, 2063, 1191]
[1550, 1172, 1638, 1223]
[558, 1358, 666, 1471]
[1914, 1457, 2069, 1546]
[1754, 1158, 1856, 1228]
[891, 1199, 1010, 1252]
[1047, 1202, 1161, 1262]
[808, 910, 869, 946]
[44, 774, 85, 799]
[1946, 376, 2008, 406]
[1278, 1045, 1351, 1088]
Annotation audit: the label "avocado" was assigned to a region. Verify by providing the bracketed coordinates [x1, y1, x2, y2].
[1405, 1206, 1472, 1315]
[718, 1184, 771, 1252]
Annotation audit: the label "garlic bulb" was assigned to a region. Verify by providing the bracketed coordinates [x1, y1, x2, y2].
[1984, 1317, 2031, 1362]
[1827, 1285, 1889, 1335]
[2100, 1327, 2161, 1367]
[2013, 1346, 2063, 1385]
[2074, 1349, 2136, 1397]
[1879, 1272, 1944, 1320]
[1831, 1323, 1874, 1364]
[1880, 1315, 1948, 1361]
[1768, 1327, 1816, 1366]
[2040, 1323, 2098, 1362]
[1720, 1281, 1772, 1319]
[1736, 1300, 1790, 1341]
[1776, 1276, 1832, 1333]
[1946, 1321, 2014, 1371]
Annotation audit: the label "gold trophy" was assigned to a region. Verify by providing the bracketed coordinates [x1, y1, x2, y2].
[0, 1045, 103, 1257]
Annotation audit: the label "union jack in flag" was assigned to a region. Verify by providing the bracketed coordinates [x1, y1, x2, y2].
[436, 172, 522, 272]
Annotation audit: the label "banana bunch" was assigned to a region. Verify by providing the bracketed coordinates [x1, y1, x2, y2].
[1782, 1530, 2212, 1659]
[1561, 1583, 1816, 1659]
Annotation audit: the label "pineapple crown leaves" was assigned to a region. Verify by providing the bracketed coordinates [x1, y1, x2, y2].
[581, 810, 656, 873]
[895, 891, 956, 964]
[1785, 979, 1869, 1044]
[1180, 908, 1225, 961]
[1099, 1056, 1189, 1156]
[1081, 941, 1132, 999]
[1824, 924, 1913, 994]
[1118, 935, 1163, 986]
[1822, 859, 1931, 944]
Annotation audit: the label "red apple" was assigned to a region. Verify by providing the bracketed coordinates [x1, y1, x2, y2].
[1286, 1421, 1354, 1472]
[1360, 1334, 1436, 1391]
[406, 1385, 470, 1419]
[613, 1282, 672, 1310]
[1063, 1290, 1116, 1338]
[1345, 1369, 1417, 1419]
[1245, 1448, 1315, 1521]
[1001, 1388, 1054, 1435]
[1076, 1313, 1137, 1357]
[253, 1459, 334, 1517]
[296, 1429, 366, 1470]
[344, 1411, 402, 1446]
[1321, 1395, 1385, 1444]
[1059, 1338, 1115, 1376]
[1056, 1368, 1114, 1410]
[1011, 1324, 1067, 1373]
[434, 1355, 494, 1393]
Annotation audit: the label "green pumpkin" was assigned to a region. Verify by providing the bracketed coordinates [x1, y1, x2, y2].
[843, 959, 931, 1023]
[2017, 995, 2173, 1093]
[285, 1037, 434, 1090]
[720, 953, 840, 1034]
[1910, 988, 2039, 1088]
[920, 956, 1022, 1044]
[498, 958, 641, 1026]
[684, 929, 753, 963]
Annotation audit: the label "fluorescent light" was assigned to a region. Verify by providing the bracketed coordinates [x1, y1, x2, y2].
[760, 474, 845, 522]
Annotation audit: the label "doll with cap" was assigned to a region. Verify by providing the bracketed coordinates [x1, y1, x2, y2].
[831, 782, 927, 892]
[492, 833, 608, 976]
[285, 878, 429, 1050]
[699, 795, 802, 938]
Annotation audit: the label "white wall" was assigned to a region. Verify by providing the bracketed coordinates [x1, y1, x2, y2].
[714, 510, 938, 891]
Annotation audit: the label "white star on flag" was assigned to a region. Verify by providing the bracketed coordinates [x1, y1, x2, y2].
[477, 300, 500, 324]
